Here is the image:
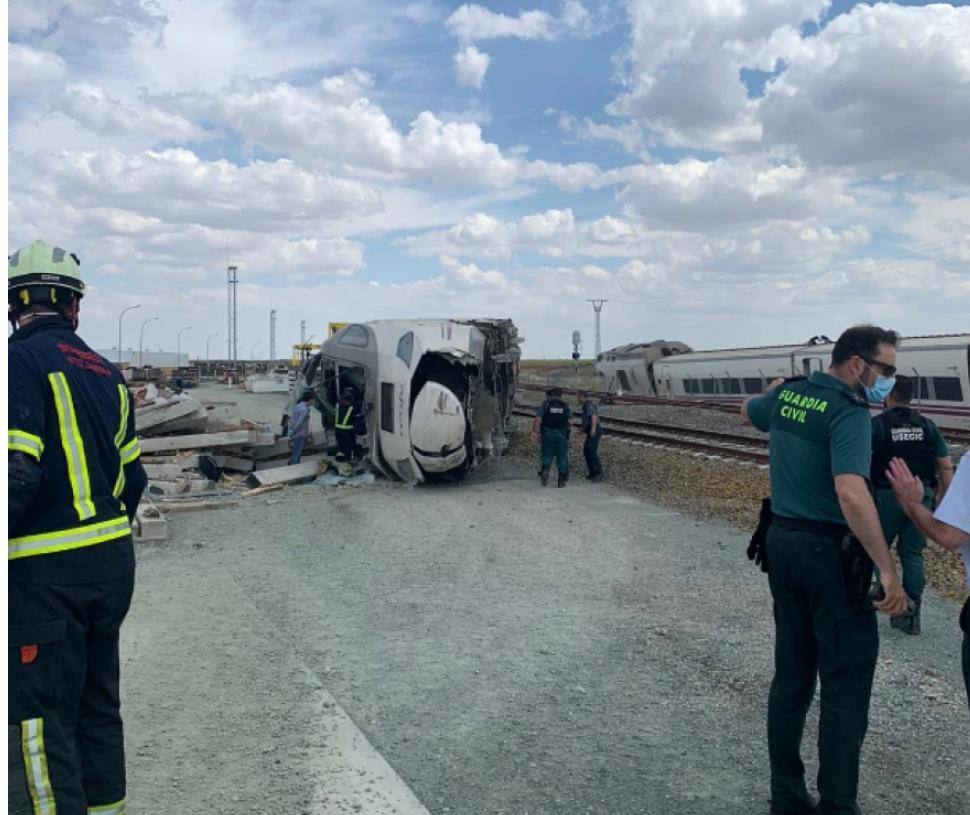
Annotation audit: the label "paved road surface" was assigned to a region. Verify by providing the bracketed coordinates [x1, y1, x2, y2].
[122, 463, 969, 814]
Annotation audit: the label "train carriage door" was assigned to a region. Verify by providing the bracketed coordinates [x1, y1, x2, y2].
[801, 356, 824, 376]
[658, 365, 672, 397]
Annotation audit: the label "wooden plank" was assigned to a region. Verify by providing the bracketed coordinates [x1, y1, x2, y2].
[156, 499, 239, 513]
[245, 460, 322, 488]
[143, 462, 190, 480]
[249, 437, 291, 460]
[240, 484, 285, 498]
[139, 430, 253, 453]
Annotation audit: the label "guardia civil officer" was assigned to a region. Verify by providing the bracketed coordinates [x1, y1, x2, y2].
[577, 390, 603, 481]
[9, 240, 148, 813]
[530, 387, 571, 487]
[871, 375, 953, 635]
[742, 324, 908, 815]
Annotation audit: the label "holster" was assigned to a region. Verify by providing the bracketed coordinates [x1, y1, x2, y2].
[841, 533, 875, 611]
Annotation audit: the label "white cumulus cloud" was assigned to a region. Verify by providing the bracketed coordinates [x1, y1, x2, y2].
[453, 45, 491, 89]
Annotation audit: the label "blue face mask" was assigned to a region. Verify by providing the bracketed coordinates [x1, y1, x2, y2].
[864, 375, 896, 404]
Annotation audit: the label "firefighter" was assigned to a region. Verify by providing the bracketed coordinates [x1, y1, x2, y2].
[8, 240, 148, 814]
[871, 375, 953, 634]
[530, 387, 571, 487]
[334, 386, 359, 462]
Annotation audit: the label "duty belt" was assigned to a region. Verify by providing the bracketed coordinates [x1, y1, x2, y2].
[772, 514, 850, 541]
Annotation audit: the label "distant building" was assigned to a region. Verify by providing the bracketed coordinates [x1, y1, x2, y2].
[96, 350, 189, 368]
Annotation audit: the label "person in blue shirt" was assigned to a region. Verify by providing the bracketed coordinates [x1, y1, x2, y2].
[288, 390, 314, 464]
[577, 390, 603, 482]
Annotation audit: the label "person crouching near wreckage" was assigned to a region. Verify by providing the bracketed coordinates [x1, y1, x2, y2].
[334, 386, 363, 464]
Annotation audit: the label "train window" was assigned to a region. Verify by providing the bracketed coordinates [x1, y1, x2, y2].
[743, 378, 764, 394]
[396, 332, 414, 367]
[380, 382, 394, 432]
[932, 377, 963, 401]
[686, 379, 700, 395]
[700, 379, 715, 395]
[339, 324, 370, 348]
[719, 378, 741, 394]
[631, 369, 639, 386]
[915, 378, 930, 400]
[617, 370, 632, 391]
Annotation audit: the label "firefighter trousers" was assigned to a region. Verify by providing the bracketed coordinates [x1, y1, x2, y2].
[8, 568, 135, 815]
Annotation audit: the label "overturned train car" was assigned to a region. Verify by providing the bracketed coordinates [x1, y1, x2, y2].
[290, 319, 521, 483]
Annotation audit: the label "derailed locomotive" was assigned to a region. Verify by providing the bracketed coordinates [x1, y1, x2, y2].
[288, 319, 521, 483]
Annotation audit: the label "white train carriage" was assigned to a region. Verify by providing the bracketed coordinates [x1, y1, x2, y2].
[596, 335, 970, 430]
[650, 334, 970, 431]
[290, 318, 520, 483]
[595, 340, 692, 396]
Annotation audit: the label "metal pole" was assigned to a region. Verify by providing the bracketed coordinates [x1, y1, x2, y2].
[269, 309, 277, 361]
[587, 299, 607, 357]
[206, 332, 219, 363]
[177, 326, 192, 368]
[138, 316, 159, 368]
[117, 304, 141, 365]
[300, 319, 306, 346]
[227, 265, 238, 366]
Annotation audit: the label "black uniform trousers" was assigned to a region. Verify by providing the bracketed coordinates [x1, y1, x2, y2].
[582, 433, 602, 478]
[9, 568, 135, 815]
[766, 525, 878, 815]
[335, 427, 356, 461]
[961, 597, 970, 710]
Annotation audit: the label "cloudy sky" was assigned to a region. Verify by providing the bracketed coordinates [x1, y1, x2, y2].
[8, 0, 970, 359]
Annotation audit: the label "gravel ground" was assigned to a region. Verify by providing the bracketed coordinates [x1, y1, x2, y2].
[120, 392, 969, 814]
[514, 401, 969, 604]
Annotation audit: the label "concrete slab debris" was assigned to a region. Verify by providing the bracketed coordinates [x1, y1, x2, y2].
[245, 460, 325, 488]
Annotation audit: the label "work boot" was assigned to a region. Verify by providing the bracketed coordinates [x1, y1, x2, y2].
[891, 595, 921, 635]
[540, 468, 549, 486]
[557, 474, 567, 488]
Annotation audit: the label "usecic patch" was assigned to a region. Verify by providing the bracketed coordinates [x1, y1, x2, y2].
[20, 645, 38, 664]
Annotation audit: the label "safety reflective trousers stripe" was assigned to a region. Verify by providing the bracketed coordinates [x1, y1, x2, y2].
[113, 385, 130, 498]
[10, 429, 45, 460]
[88, 798, 127, 814]
[20, 718, 56, 815]
[49, 372, 96, 521]
[9, 516, 131, 560]
[334, 405, 354, 429]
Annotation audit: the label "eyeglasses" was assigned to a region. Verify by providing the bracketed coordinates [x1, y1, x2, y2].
[860, 356, 897, 378]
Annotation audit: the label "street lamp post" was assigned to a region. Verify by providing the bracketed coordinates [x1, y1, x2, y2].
[139, 317, 159, 368]
[206, 332, 220, 362]
[118, 304, 141, 366]
[177, 326, 192, 368]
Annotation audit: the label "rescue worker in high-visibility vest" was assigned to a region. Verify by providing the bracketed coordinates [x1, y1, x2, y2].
[530, 387, 571, 487]
[8, 240, 148, 814]
[870, 375, 953, 635]
[334, 386, 359, 462]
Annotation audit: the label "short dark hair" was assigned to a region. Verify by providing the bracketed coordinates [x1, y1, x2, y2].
[549, 387, 563, 398]
[831, 324, 899, 366]
[890, 375, 913, 404]
[577, 389, 589, 398]
[300, 390, 314, 402]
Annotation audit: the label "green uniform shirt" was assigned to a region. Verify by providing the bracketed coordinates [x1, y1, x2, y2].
[747, 371, 871, 524]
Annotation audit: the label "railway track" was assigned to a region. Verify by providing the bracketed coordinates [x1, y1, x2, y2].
[519, 384, 970, 447]
[511, 407, 770, 464]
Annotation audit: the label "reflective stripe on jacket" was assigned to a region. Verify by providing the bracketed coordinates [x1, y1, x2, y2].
[8, 318, 140, 579]
[335, 400, 355, 430]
